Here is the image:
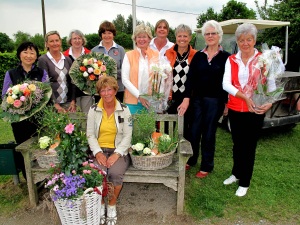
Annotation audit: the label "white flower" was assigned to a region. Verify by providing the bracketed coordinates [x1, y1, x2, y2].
[11, 94, 18, 99]
[160, 134, 171, 142]
[12, 85, 20, 95]
[83, 71, 89, 77]
[143, 147, 151, 155]
[92, 63, 99, 69]
[132, 143, 144, 151]
[39, 136, 51, 149]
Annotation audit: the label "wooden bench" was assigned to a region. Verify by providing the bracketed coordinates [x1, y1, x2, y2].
[15, 114, 193, 215]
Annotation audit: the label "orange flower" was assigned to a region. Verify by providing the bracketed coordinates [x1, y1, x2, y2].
[89, 74, 96, 80]
[80, 66, 87, 72]
[23, 88, 31, 97]
[97, 60, 102, 67]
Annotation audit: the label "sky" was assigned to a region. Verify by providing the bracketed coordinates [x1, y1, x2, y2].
[0, 0, 274, 39]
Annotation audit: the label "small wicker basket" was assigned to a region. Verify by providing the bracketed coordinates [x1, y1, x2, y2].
[36, 150, 59, 169]
[129, 149, 176, 170]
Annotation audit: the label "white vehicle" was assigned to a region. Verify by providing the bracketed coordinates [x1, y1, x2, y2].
[194, 19, 300, 129]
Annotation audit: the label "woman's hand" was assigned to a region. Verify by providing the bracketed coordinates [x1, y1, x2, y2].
[255, 103, 272, 114]
[68, 101, 76, 113]
[223, 104, 228, 116]
[54, 103, 66, 113]
[107, 153, 120, 168]
[138, 96, 150, 109]
[96, 152, 107, 167]
[245, 98, 256, 112]
[177, 98, 189, 116]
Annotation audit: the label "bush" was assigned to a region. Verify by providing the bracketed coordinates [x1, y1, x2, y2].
[0, 53, 19, 95]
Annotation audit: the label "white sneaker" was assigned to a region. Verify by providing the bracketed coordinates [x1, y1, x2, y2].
[107, 205, 117, 225]
[223, 175, 239, 185]
[235, 186, 249, 197]
[100, 203, 106, 225]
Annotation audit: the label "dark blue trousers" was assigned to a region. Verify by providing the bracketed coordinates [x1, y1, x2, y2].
[187, 97, 224, 172]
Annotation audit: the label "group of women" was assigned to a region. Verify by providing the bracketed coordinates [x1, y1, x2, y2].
[2, 18, 273, 225]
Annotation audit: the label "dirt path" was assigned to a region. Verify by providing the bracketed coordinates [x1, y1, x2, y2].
[0, 183, 200, 225]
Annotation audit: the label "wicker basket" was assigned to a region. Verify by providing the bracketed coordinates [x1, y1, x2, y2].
[129, 149, 176, 170]
[36, 150, 59, 169]
[53, 186, 102, 225]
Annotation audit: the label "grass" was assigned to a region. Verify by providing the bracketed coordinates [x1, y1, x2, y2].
[0, 117, 299, 223]
[185, 125, 300, 224]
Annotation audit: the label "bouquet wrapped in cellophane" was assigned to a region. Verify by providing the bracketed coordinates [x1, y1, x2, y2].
[140, 56, 173, 113]
[245, 44, 286, 107]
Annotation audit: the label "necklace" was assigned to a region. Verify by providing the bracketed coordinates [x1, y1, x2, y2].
[176, 51, 189, 64]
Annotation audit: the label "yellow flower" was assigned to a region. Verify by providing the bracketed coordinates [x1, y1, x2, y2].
[94, 68, 101, 75]
[6, 96, 14, 104]
[28, 84, 36, 91]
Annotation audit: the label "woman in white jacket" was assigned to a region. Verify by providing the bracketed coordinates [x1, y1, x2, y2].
[86, 76, 132, 225]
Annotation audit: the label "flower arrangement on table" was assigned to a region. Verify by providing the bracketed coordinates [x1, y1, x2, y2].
[140, 57, 173, 113]
[1, 81, 52, 123]
[69, 52, 117, 95]
[35, 106, 89, 174]
[245, 44, 286, 107]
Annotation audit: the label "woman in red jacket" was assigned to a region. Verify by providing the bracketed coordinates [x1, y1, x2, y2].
[222, 23, 272, 197]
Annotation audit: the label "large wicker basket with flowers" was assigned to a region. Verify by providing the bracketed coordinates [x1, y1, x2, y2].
[130, 109, 178, 170]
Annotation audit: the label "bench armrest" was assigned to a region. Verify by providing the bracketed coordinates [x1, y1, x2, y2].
[178, 137, 193, 157]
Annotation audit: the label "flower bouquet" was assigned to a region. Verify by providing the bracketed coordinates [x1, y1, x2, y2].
[246, 44, 286, 107]
[69, 52, 117, 95]
[130, 109, 178, 170]
[1, 81, 52, 123]
[140, 57, 173, 113]
[45, 161, 107, 225]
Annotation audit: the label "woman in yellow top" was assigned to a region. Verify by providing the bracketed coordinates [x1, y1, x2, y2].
[86, 76, 132, 225]
[121, 23, 159, 114]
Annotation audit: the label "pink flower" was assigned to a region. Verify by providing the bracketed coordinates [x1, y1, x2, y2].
[89, 163, 95, 168]
[64, 123, 74, 134]
[20, 96, 26, 101]
[82, 161, 89, 166]
[83, 170, 91, 174]
[88, 67, 94, 73]
[72, 170, 76, 174]
[13, 99, 22, 108]
[101, 65, 106, 71]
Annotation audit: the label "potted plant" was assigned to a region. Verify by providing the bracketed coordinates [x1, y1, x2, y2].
[130, 108, 178, 170]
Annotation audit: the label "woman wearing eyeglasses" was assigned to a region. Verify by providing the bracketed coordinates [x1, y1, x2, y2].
[186, 20, 230, 178]
[64, 30, 92, 113]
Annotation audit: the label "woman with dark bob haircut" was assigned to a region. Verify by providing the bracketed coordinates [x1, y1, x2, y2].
[1, 41, 48, 179]
[91, 21, 126, 102]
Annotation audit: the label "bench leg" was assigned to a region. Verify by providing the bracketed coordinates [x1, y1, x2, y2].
[177, 154, 189, 215]
[23, 151, 38, 207]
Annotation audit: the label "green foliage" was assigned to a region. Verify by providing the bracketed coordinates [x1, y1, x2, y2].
[61, 36, 68, 51]
[114, 32, 133, 49]
[131, 108, 157, 145]
[0, 33, 14, 53]
[30, 33, 45, 51]
[196, 0, 257, 27]
[113, 14, 127, 33]
[13, 31, 31, 50]
[0, 53, 19, 94]
[85, 33, 100, 50]
[167, 28, 176, 43]
[219, 0, 256, 21]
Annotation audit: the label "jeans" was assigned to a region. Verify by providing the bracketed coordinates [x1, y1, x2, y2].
[187, 97, 224, 172]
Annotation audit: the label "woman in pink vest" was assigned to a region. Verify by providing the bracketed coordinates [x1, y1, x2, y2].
[222, 23, 272, 197]
[121, 23, 159, 114]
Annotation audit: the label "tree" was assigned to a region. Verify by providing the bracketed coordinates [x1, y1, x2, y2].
[30, 33, 45, 51]
[0, 32, 14, 52]
[197, 7, 219, 28]
[125, 14, 134, 34]
[219, 0, 256, 21]
[13, 31, 31, 49]
[255, 0, 300, 71]
[112, 14, 127, 33]
[114, 32, 133, 49]
[85, 33, 100, 50]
